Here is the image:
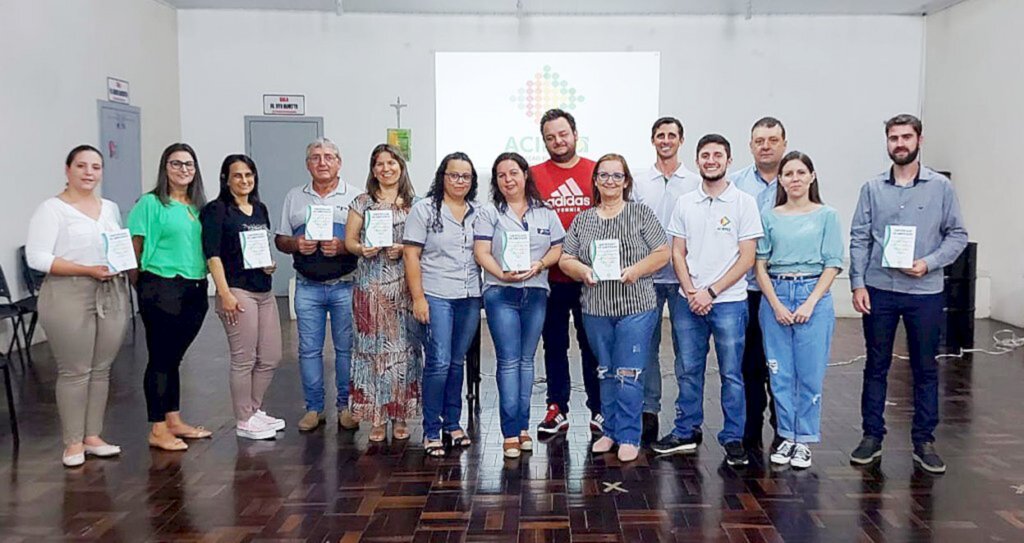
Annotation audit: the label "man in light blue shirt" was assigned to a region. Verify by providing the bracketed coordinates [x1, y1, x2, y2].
[633, 116, 699, 444]
[728, 116, 786, 452]
[848, 114, 967, 474]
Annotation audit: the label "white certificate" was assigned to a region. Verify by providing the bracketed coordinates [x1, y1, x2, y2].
[305, 204, 335, 241]
[364, 209, 394, 248]
[102, 229, 137, 273]
[501, 231, 531, 272]
[240, 230, 274, 269]
[882, 225, 916, 269]
[589, 239, 622, 281]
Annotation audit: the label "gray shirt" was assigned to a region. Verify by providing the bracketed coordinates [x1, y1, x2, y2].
[474, 203, 565, 292]
[633, 163, 700, 284]
[849, 166, 968, 295]
[275, 179, 360, 282]
[403, 198, 481, 299]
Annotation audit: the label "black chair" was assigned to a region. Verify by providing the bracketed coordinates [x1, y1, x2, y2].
[16, 246, 45, 364]
[0, 265, 27, 367]
[0, 347, 18, 444]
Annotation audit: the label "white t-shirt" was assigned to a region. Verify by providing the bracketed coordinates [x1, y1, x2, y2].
[633, 163, 700, 284]
[25, 197, 123, 272]
[666, 181, 763, 303]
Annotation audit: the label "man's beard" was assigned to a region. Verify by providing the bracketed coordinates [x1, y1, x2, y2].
[550, 148, 577, 164]
[701, 170, 727, 183]
[889, 146, 919, 166]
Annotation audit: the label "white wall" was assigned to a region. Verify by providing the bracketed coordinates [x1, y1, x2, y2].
[924, 0, 1023, 327]
[0, 0, 180, 344]
[178, 11, 924, 231]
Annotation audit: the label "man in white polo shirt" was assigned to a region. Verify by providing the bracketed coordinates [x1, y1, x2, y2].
[632, 116, 699, 444]
[652, 134, 763, 467]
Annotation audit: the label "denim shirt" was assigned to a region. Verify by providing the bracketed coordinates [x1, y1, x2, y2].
[403, 198, 481, 299]
[848, 166, 968, 295]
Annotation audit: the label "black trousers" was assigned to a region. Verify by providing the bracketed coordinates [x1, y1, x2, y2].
[137, 272, 209, 423]
[743, 292, 777, 445]
[542, 281, 600, 415]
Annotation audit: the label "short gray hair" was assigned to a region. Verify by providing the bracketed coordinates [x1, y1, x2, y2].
[305, 137, 341, 160]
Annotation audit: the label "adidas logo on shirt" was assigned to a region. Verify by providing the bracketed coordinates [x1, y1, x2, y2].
[546, 178, 591, 211]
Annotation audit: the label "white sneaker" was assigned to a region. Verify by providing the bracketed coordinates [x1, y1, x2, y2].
[770, 440, 796, 465]
[791, 443, 812, 469]
[237, 415, 278, 440]
[255, 409, 286, 431]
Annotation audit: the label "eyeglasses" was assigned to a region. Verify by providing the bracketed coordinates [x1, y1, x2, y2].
[307, 154, 338, 164]
[596, 172, 626, 183]
[445, 172, 473, 183]
[168, 160, 196, 171]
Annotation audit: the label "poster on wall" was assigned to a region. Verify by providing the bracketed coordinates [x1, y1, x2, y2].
[387, 128, 412, 162]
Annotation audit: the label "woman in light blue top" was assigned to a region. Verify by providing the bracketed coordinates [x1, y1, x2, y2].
[754, 151, 843, 470]
[473, 152, 564, 459]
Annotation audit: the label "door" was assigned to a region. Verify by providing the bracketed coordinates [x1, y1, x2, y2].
[245, 116, 324, 295]
[97, 101, 142, 221]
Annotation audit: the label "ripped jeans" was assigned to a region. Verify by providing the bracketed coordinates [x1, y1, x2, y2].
[582, 309, 659, 447]
[759, 278, 834, 444]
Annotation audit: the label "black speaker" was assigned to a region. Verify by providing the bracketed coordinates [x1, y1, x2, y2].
[940, 241, 977, 351]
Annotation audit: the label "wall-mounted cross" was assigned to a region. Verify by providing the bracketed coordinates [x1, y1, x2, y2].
[390, 97, 407, 128]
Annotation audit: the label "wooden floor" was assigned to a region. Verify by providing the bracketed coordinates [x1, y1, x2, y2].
[1, 304, 1023, 542]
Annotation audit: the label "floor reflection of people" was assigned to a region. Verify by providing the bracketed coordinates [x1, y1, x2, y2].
[147, 449, 195, 538]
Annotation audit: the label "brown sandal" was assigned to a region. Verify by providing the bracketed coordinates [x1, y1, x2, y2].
[149, 432, 188, 451]
[393, 421, 410, 440]
[369, 425, 387, 442]
[168, 424, 212, 439]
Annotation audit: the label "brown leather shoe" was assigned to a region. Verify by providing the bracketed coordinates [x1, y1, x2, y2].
[338, 409, 360, 430]
[297, 411, 323, 432]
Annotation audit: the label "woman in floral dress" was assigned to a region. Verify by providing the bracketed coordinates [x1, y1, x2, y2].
[344, 143, 422, 441]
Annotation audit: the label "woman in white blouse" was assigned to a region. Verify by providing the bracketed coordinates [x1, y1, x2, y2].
[25, 145, 131, 467]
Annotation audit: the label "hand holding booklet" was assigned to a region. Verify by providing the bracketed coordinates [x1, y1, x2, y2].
[364, 209, 394, 248]
[240, 230, 274, 269]
[501, 231, 531, 272]
[589, 239, 622, 281]
[102, 229, 137, 273]
[882, 225, 916, 269]
[305, 204, 334, 241]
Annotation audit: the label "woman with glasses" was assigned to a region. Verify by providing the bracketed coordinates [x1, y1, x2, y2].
[474, 152, 564, 459]
[558, 154, 669, 463]
[128, 143, 211, 451]
[403, 152, 481, 458]
[754, 151, 843, 469]
[26, 145, 132, 467]
[345, 144, 422, 442]
[200, 154, 283, 441]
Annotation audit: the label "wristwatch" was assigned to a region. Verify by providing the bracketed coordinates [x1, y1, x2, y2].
[707, 287, 718, 299]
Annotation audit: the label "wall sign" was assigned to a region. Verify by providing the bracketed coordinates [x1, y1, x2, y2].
[107, 77, 130, 104]
[263, 94, 305, 115]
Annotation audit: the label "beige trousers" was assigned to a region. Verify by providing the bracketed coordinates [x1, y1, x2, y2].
[219, 288, 282, 422]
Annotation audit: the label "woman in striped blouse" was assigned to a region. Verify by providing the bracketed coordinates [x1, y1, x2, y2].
[558, 153, 670, 462]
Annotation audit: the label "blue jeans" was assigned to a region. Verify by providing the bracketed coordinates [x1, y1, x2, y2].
[294, 278, 353, 413]
[484, 287, 547, 439]
[583, 309, 659, 447]
[759, 278, 835, 444]
[423, 295, 482, 440]
[643, 284, 684, 414]
[671, 299, 748, 445]
[861, 286, 943, 444]
[542, 281, 600, 415]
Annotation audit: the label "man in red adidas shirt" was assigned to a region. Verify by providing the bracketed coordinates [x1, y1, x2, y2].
[530, 109, 601, 436]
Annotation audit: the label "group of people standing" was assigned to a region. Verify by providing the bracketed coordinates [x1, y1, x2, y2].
[26, 108, 966, 475]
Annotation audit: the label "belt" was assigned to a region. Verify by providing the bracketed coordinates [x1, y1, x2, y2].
[769, 274, 821, 281]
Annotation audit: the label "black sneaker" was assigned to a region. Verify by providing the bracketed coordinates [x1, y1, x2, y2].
[651, 433, 698, 455]
[537, 404, 568, 434]
[693, 428, 704, 445]
[724, 441, 749, 466]
[642, 413, 659, 445]
[589, 413, 604, 434]
[850, 436, 883, 465]
[913, 442, 947, 474]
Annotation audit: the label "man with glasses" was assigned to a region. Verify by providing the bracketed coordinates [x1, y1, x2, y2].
[632, 117, 699, 444]
[275, 138, 361, 432]
[530, 108, 601, 436]
[729, 116, 788, 453]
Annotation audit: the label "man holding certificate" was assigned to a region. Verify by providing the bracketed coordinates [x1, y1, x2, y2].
[275, 138, 361, 433]
[848, 114, 968, 474]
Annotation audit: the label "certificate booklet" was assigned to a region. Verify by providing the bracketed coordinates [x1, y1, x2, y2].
[305, 204, 335, 241]
[240, 230, 274, 269]
[501, 231, 531, 272]
[102, 229, 137, 273]
[882, 225, 916, 268]
[364, 209, 394, 248]
[589, 239, 622, 281]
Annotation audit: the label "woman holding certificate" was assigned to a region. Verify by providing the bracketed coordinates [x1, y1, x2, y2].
[473, 152, 564, 459]
[754, 151, 843, 469]
[128, 143, 211, 451]
[26, 145, 132, 467]
[200, 154, 283, 441]
[403, 152, 481, 458]
[558, 154, 669, 463]
[344, 144, 422, 442]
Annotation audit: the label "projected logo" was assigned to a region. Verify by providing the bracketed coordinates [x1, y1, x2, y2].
[509, 65, 586, 122]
